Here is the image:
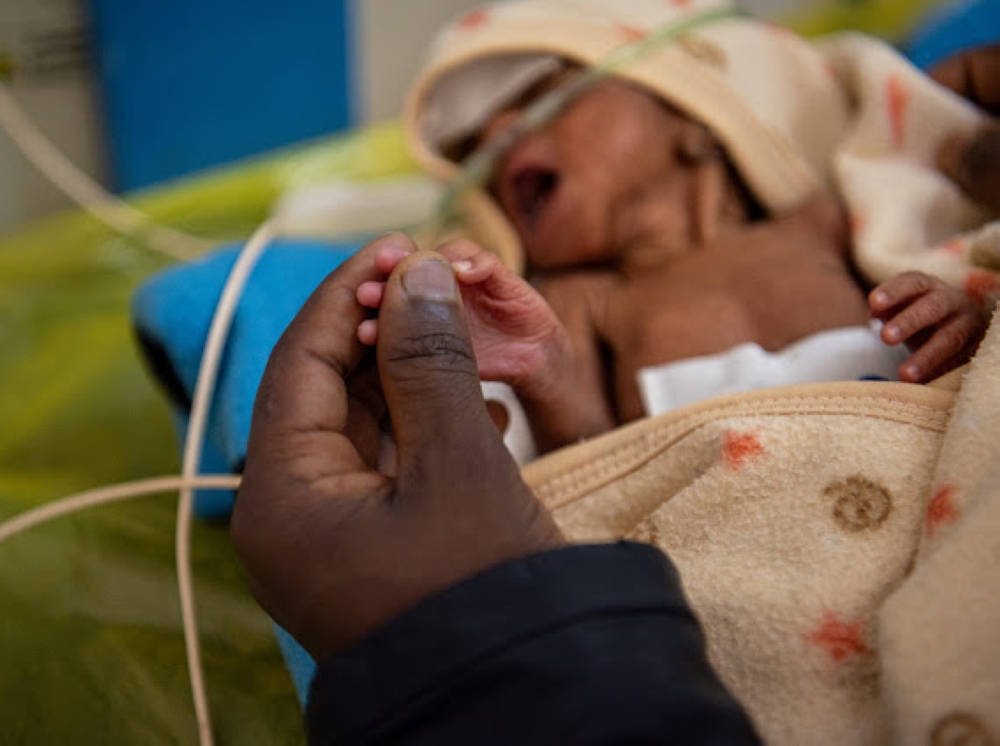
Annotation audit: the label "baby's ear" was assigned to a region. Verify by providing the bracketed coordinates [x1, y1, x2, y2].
[677, 122, 722, 165]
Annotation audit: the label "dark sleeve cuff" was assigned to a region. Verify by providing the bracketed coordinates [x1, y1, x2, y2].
[307, 541, 758, 745]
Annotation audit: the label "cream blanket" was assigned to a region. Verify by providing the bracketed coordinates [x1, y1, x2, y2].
[525, 310, 1000, 745]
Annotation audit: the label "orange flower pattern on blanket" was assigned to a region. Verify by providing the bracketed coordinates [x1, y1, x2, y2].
[886, 74, 909, 150]
[805, 612, 873, 663]
[931, 713, 996, 746]
[722, 430, 764, 470]
[458, 8, 490, 30]
[925, 485, 960, 537]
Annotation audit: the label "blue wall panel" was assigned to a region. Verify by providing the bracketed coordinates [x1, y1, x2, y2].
[89, 0, 354, 190]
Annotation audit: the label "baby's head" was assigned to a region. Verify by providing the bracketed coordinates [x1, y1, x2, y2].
[447, 61, 761, 271]
[406, 0, 851, 273]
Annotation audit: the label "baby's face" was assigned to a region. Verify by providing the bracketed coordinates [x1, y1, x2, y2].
[470, 66, 734, 271]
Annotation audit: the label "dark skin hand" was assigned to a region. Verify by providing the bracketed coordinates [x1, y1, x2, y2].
[361, 238, 614, 453]
[932, 44, 1000, 213]
[232, 234, 563, 662]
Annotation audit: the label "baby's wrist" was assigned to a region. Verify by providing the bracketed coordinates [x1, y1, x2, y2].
[514, 340, 613, 453]
[513, 334, 575, 405]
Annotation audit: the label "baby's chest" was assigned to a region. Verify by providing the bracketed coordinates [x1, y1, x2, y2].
[604, 255, 866, 368]
[609, 291, 756, 371]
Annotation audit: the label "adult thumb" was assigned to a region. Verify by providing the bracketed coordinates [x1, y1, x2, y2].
[938, 124, 1000, 213]
[376, 251, 504, 476]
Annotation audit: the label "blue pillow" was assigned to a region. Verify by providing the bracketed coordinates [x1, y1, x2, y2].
[907, 0, 1000, 70]
[132, 239, 361, 516]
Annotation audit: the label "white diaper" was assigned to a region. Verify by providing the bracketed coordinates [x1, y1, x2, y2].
[482, 380, 538, 464]
[638, 323, 908, 417]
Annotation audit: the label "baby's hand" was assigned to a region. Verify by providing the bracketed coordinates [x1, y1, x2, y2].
[358, 239, 614, 452]
[357, 239, 571, 392]
[869, 271, 989, 382]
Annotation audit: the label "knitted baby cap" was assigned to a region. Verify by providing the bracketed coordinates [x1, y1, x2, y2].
[404, 0, 851, 271]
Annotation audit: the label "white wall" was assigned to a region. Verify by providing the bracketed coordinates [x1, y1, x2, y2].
[353, 0, 483, 123]
[0, 0, 106, 236]
[0, 78, 106, 236]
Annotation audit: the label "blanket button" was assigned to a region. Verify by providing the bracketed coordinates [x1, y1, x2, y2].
[931, 713, 994, 746]
[823, 476, 892, 533]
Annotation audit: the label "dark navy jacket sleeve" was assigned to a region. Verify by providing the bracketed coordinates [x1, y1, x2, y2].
[306, 542, 759, 745]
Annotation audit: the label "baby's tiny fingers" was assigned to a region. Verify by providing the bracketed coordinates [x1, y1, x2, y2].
[453, 251, 502, 284]
[869, 272, 936, 313]
[899, 314, 979, 381]
[438, 239, 499, 283]
[881, 290, 957, 344]
[357, 281, 386, 309]
[357, 318, 379, 346]
[437, 238, 483, 262]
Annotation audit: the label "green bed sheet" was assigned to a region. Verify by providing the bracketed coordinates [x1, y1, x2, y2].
[0, 122, 416, 744]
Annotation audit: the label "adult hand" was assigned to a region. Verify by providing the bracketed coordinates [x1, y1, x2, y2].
[231, 234, 564, 662]
[931, 45, 1000, 212]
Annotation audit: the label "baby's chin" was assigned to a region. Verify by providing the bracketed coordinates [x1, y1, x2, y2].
[523, 241, 622, 274]
[517, 205, 697, 273]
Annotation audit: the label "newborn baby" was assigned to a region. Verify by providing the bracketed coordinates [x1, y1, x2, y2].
[358, 63, 989, 453]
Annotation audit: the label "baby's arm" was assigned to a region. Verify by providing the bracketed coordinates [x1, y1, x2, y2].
[357, 240, 614, 453]
[869, 271, 991, 382]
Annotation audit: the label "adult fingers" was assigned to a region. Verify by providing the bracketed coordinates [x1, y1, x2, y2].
[937, 124, 1000, 213]
[241, 234, 416, 506]
[233, 237, 414, 638]
[375, 252, 510, 487]
[343, 359, 389, 470]
[929, 45, 1000, 115]
[252, 234, 412, 436]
